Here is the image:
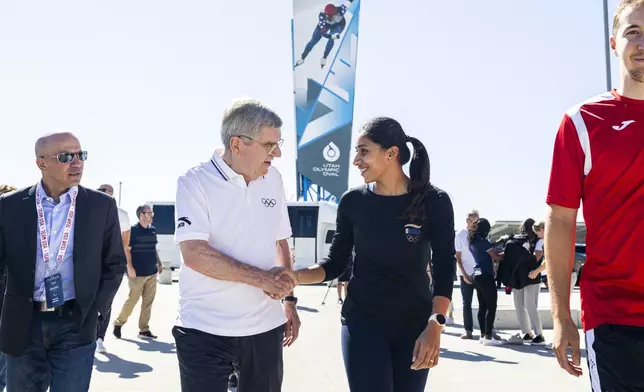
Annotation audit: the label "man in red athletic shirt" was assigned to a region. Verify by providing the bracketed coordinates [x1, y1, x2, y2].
[545, 0, 644, 390]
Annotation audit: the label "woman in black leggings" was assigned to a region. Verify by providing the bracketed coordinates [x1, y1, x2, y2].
[292, 117, 456, 391]
[468, 218, 504, 346]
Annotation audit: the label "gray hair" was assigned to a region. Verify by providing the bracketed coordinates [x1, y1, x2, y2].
[220, 99, 283, 148]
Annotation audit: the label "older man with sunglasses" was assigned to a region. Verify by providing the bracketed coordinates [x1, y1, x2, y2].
[0, 132, 126, 392]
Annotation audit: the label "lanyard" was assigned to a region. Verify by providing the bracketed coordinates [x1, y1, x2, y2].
[36, 186, 78, 275]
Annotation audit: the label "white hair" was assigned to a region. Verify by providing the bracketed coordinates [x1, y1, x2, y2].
[220, 98, 282, 148]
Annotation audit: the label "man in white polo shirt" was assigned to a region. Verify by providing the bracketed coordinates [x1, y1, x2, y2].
[454, 209, 478, 340]
[172, 98, 300, 392]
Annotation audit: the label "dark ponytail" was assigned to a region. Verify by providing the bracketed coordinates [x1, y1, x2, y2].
[403, 136, 431, 222]
[360, 117, 432, 223]
[468, 218, 491, 244]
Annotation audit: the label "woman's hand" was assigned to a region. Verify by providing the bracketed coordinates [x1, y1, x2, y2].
[528, 270, 540, 280]
[411, 321, 442, 370]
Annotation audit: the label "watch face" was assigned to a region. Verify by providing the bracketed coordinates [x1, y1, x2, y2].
[436, 314, 446, 325]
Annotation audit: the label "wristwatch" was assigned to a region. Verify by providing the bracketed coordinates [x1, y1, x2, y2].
[282, 296, 298, 304]
[429, 313, 447, 329]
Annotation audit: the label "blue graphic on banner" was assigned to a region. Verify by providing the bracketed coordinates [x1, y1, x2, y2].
[292, 0, 360, 202]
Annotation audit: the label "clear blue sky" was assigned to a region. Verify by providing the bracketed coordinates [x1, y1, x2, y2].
[0, 0, 616, 225]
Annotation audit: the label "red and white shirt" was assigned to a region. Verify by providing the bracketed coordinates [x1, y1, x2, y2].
[546, 90, 644, 332]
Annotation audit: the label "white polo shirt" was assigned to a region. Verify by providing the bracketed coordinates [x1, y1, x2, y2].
[454, 228, 476, 276]
[173, 152, 292, 337]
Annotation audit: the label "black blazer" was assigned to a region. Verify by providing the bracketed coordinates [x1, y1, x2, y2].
[0, 184, 126, 356]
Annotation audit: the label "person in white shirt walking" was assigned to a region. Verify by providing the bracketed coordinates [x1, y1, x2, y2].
[454, 210, 479, 339]
[96, 183, 131, 354]
[172, 98, 300, 392]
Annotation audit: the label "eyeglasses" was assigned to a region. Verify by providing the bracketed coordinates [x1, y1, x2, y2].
[236, 135, 283, 154]
[40, 151, 88, 164]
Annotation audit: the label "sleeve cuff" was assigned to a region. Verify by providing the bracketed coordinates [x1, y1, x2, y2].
[174, 232, 210, 246]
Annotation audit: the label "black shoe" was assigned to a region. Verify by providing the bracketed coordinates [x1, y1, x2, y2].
[531, 335, 546, 345]
[138, 330, 157, 339]
[113, 325, 122, 339]
[337, 298, 343, 305]
[522, 333, 535, 341]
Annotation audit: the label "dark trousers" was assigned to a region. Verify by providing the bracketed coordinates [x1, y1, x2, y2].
[173, 324, 285, 392]
[7, 312, 96, 392]
[472, 273, 497, 337]
[586, 324, 644, 391]
[301, 28, 337, 60]
[341, 317, 429, 392]
[96, 306, 111, 340]
[459, 276, 475, 333]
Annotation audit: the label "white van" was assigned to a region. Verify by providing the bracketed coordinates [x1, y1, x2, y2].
[143, 200, 339, 271]
[286, 201, 338, 269]
[146, 201, 182, 270]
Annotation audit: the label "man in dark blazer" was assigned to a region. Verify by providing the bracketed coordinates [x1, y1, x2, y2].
[0, 132, 126, 392]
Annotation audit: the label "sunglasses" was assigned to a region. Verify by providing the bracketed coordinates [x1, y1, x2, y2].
[40, 151, 88, 164]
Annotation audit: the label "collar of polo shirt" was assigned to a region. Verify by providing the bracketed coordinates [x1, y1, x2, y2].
[211, 151, 265, 187]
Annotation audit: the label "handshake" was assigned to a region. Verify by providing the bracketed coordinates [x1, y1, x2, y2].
[261, 267, 299, 300]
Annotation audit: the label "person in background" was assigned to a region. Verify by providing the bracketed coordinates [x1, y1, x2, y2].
[508, 219, 546, 345]
[96, 184, 131, 354]
[288, 117, 456, 391]
[454, 210, 479, 339]
[468, 218, 504, 346]
[113, 205, 162, 340]
[336, 255, 353, 304]
[0, 184, 16, 392]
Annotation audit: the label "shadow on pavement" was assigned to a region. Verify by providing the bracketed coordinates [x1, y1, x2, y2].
[121, 338, 176, 354]
[93, 352, 153, 379]
[503, 343, 588, 359]
[296, 306, 319, 313]
[439, 348, 519, 364]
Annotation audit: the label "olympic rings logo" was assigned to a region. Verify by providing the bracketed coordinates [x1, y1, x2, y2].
[406, 235, 420, 243]
[262, 198, 276, 208]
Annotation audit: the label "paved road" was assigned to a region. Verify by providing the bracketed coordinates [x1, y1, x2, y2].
[90, 277, 591, 391]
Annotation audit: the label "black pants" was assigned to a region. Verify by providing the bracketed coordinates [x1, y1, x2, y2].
[96, 307, 111, 340]
[472, 273, 497, 337]
[173, 324, 285, 392]
[460, 276, 475, 333]
[586, 324, 644, 391]
[341, 317, 429, 392]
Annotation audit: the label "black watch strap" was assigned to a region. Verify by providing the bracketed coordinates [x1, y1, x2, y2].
[283, 296, 298, 303]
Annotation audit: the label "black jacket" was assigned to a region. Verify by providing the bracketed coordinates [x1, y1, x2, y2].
[0, 185, 126, 356]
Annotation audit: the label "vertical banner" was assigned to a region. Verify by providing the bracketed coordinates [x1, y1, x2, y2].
[292, 0, 360, 200]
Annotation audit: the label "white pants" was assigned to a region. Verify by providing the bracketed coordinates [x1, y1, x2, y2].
[513, 283, 542, 336]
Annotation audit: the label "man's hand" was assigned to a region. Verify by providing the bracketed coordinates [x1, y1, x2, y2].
[462, 274, 472, 284]
[283, 301, 301, 347]
[552, 318, 583, 377]
[262, 267, 298, 300]
[528, 270, 540, 280]
[411, 322, 442, 370]
[127, 265, 136, 279]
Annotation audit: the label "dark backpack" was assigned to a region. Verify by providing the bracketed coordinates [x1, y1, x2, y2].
[496, 234, 541, 289]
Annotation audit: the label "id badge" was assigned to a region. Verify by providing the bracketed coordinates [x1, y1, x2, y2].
[44, 273, 65, 308]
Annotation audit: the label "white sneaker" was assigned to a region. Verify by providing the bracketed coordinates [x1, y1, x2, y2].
[482, 337, 505, 346]
[295, 58, 304, 66]
[320, 57, 327, 68]
[446, 316, 454, 325]
[96, 338, 107, 353]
